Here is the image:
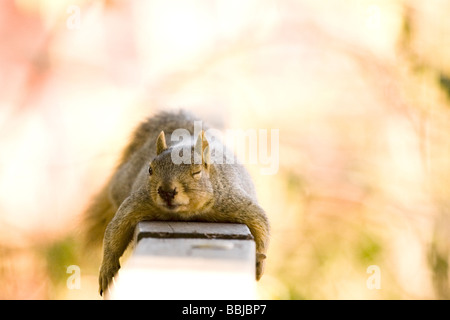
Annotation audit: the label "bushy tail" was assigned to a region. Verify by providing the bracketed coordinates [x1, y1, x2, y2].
[82, 181, 117, 250]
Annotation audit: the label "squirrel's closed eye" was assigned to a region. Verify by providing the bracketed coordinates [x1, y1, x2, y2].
[192, 170, 202, 179]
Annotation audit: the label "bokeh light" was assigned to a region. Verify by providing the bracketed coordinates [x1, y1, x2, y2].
[0, 0, 449, 299]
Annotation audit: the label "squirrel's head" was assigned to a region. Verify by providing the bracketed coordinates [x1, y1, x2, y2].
[147, 130, 214, 215]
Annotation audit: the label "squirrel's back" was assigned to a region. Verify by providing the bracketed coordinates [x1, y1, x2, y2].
[117, 110, 202, 167]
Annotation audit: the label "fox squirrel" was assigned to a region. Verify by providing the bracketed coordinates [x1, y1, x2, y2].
[83, 110, 270, 295]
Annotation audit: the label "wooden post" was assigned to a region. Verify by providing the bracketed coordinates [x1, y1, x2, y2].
[105, 221, 257, 300]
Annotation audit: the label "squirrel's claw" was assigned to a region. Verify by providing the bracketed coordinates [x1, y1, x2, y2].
[98, 259, 120, 297]
[256, 252, 266, 281]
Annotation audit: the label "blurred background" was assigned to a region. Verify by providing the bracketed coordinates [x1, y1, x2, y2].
[0, 0, 449, 299]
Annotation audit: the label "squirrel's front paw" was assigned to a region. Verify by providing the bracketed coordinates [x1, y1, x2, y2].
[98, 259, 120, 296]
[256, 253, 266, 281]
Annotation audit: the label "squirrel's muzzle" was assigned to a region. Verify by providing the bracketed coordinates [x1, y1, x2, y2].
[157, 186, 178, 204]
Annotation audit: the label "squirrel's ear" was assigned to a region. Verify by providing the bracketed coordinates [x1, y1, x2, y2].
[194, 130, 210, 167]
[156, 131, 168, 155]
[203, 145, 210, 169]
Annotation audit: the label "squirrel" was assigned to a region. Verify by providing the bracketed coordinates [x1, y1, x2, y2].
[83, 110, 270, 296]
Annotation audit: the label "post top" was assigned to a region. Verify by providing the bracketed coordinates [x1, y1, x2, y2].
[134, 221, 254, 242]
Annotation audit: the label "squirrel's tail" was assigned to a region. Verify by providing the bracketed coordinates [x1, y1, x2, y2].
[82, 181, 116, 250]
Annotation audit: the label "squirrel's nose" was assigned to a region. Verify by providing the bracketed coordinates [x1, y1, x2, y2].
[157, 186, 178, 202]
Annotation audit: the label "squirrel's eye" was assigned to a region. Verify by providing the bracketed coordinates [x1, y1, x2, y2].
[192, 170, 202, 179]
[148, 166, 153, 176]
